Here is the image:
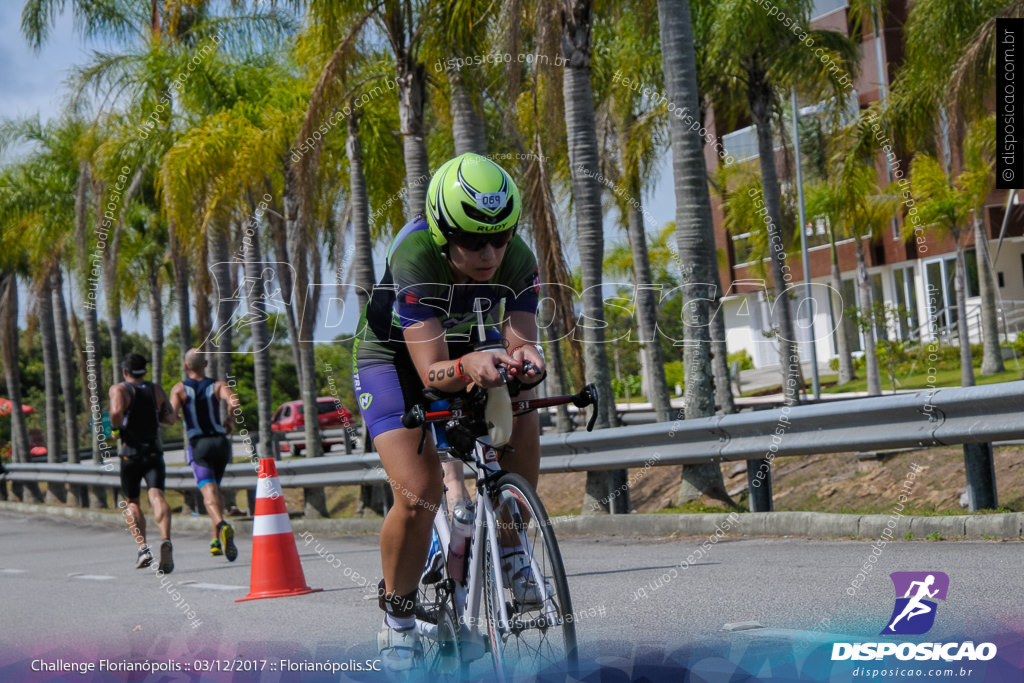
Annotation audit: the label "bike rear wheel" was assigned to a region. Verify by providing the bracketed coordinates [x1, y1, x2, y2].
[482, 472, 577, 678]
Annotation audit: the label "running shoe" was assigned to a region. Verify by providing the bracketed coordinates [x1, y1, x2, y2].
[218, 521, 237, 562]
[135, 545, 153, 569]
[210, 539, 223, 556]
[158, 540, 174, 574]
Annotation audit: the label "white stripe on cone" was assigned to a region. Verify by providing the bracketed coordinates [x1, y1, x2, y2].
[257, 477, 284, 499]
[253, 513, 293, 537]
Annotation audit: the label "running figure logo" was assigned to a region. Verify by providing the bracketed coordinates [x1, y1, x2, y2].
[880, 571, 949, 635]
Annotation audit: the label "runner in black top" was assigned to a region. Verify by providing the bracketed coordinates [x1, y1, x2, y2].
[108, 353, 176, 573]
[169, 349, 241, 562]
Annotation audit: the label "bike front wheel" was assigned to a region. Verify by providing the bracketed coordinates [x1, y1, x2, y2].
[482, 472, 577, 678]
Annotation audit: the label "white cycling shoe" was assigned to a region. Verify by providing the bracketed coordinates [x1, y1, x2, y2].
[502, 551, 553, 608]
[509, 567, 553, 607]
[377, 622, 423, 678]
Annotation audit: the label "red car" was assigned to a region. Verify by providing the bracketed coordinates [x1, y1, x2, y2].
[270, 397, 359, 455]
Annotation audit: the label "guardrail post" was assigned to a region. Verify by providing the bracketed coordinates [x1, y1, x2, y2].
[271, 432, 283, 460]
[963, 442, 998, 511]
[746, 459, 774, 512]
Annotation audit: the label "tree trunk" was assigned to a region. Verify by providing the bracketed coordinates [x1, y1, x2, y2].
[77, 165, 107, 508]
[194, 236, 212, 353]
[269, 210, 303, 379]
[562, 0, 623, 514]
[169, 222, 191, 378]
[855, 239, 881, 396]
[626, 193, 671, 422]
[67, 307, 90, 505]
[284, 163, 327, 518]
[52, 267, 81, 507]
[2, 274, 29, 463]
[38, 269, 66, 503]
[748, 83, 801, 406]
[149, 268, 164, 389]
[830, 231, 855, 384]
[348, 112, 375, 312]
[954, 236, 975, 387]
[347, 111, 386, 513]
[209, 224, 234, 362]
[711, 311, 734, 414]
[974, 216, 1004, 375]
[1, 273, 43, 503]
[242, 209, 274, 465]
[449, 69, 487, 156]
[397, 58, 430, 217]
[659, 0, 735, 507]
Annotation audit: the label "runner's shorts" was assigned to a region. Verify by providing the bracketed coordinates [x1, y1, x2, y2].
[187, 434, 232, 489]
[119, 444, 166, 499]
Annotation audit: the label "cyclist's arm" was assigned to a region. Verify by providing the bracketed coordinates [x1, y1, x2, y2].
[503, 311, 546, 376]
[404, 318, 517, 390]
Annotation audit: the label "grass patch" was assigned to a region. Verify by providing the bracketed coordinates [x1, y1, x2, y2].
[822, 367, 1022, 394]
[657, 500, 743, 514]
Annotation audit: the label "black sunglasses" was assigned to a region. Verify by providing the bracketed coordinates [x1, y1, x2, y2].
[447, 227, 516, 252]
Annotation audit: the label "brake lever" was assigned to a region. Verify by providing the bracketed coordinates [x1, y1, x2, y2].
[572, 383, 599, 432]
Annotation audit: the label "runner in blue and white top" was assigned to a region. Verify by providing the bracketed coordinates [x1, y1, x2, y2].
[169, 349, 241, 562]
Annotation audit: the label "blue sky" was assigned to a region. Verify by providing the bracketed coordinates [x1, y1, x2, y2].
[2, 3, 679, 338]
[0, 3, 86, 150]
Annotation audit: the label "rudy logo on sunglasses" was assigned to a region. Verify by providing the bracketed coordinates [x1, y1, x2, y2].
[450, 229, 516, 251]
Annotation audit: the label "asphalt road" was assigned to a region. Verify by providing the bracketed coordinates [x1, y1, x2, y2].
[1, 510, 1022, 681]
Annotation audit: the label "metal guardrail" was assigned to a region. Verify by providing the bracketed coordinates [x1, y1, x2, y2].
[6, 382, 1022, 511]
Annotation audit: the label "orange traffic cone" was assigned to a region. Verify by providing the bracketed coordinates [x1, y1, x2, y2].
[236, 458, 321, 602]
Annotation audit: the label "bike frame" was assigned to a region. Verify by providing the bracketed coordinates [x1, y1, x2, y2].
[407, 384, 597, 676]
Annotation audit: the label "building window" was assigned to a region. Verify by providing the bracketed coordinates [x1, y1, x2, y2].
[892, 266, 919, 341]
[731, 232, 755, 265]
[924, 250, 980, 336]
[828, 278, 863, 354]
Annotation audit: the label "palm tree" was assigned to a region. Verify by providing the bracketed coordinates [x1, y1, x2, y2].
[907, 119, 997, 388]
[595, 4, 673, 423]
[0, 115, 95, 504]
[837, 148, 901, 395]
[560, 0, 627, 513]
[889, 0, 1006, 376]
[800, 115, 856, 385]
[805, 179, 857, 385]
[706, 0, 858, 405]
[656, 0, 737, 506]
[0, 197, 44, 503]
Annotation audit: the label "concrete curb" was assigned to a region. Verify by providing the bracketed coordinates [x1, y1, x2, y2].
[2, 501, 1022, 540]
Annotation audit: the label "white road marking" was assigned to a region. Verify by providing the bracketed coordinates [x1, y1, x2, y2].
[177, 581, 246, 591]
[67, 572, 117, 581]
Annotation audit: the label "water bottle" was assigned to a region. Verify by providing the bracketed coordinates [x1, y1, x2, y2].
[485, 383, 513, 447]
[447, 501, 476, 583]
[476, 344, 513, 447]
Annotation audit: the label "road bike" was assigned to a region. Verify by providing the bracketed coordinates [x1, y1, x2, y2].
[403, 371, 598, 680]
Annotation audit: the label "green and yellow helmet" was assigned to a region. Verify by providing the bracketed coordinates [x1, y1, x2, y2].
[425, 153, 521, 246]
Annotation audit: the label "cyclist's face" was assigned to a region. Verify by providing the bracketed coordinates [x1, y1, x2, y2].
[447, 240, 507, 282]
